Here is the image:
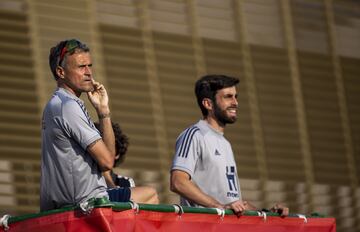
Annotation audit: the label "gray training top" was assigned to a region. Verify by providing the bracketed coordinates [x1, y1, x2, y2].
[40, 88, 108, 211]
[171, 120, 242, 207]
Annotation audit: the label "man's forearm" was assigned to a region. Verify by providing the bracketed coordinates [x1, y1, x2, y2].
[171, 173, 223, 208]
[103, 170, 117, 188]
[176, 182, 222, 208]
[98, 109, 115, 156]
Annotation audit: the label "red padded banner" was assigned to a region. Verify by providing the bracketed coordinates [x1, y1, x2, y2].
[2, 208, 336, 232]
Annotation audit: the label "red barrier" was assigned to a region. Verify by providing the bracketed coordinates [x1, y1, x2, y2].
[2, 208, 336, 232]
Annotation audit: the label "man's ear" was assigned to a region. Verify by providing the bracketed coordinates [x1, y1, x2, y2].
[202, 98, 213, 111]
[56, 66, 65, 79]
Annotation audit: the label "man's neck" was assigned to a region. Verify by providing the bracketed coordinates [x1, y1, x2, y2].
[204, 116, 225, 133]
[58, 83, 81, 98]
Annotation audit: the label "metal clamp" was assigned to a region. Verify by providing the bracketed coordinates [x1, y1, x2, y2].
[79, 199, 94, 215]
[0, 214, 10, 231]
[257, 211, 267, 221]
[129, 201, 140, 214]
[173, 204, 184, 218]
[215, 208, 225, 220]
[297, 214, 307, 223]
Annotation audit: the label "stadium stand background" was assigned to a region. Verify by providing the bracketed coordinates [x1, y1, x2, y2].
[0, 0, 359, 231]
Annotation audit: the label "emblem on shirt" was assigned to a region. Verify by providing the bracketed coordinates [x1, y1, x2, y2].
[226, 166, 239, 198]
[214, 149, 221, 156]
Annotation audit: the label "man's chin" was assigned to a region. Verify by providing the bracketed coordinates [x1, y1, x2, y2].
[225, 114, 237, 124]
[84, 86, 95, 92]
[218, 116, 237, 125]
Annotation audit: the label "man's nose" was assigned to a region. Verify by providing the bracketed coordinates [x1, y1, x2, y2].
[84, 65, 92, 74]
[232, 97, 238, 106]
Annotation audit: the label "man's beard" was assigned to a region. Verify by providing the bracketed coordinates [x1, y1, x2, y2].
[213, 102, 237, 126]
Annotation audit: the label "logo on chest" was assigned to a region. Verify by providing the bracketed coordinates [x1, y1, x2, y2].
[226, 166, 237, 192]
[214, 149, 221, 156]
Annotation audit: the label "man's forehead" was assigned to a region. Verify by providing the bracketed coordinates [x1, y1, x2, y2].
[68, 52, 91, 63]
[216, 86, 237, 95]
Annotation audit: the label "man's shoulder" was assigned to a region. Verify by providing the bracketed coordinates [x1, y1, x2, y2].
[176, 121, 214, 146]
[179, 122, 207, 138]
[56, 89, 82, 104]
[49, 90, 84, 110]
[44, 90, 85, 120]
[192, 120, 213, 137]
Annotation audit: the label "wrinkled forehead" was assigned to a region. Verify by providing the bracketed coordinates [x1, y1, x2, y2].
[65, 51, 92, 66]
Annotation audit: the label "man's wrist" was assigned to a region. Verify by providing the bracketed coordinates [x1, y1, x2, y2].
[98, 112, 111, 119]
[212, 202, 224, 209]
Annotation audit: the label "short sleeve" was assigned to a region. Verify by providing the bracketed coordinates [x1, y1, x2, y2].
[171, 126, 201, 178]
[59, 100, 101, 150]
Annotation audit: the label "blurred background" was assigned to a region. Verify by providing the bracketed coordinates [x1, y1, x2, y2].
[0, 0, 359, 231]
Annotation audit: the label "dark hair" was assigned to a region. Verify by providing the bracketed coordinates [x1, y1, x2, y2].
[195, 74, 239, 116]
[49, 39, 90, 80]
[94, 121, 129, 167]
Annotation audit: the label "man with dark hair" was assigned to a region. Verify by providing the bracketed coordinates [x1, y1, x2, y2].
[41, 39, 128, 211]
[94, 121, 159, 204]
[170, 74, 288, 216]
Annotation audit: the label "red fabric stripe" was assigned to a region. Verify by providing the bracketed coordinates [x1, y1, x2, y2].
[1, 208, 336, 232]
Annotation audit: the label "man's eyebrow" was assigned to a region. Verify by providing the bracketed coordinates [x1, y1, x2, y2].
[78, 63, 92, 67]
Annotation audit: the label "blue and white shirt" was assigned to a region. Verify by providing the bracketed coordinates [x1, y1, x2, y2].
[171, 120, 241, 207]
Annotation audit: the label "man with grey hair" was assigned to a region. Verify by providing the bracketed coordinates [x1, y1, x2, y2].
[40, 39, 126, 211]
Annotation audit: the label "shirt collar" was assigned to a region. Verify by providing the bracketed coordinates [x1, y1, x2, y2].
[199, 119, 224, 136]
[57, 87, 84, 104]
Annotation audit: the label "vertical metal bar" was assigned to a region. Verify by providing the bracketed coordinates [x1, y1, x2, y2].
[324, 1, 358, 229]
[234, 0, 268, 208]
[136, 0, 170, 202]
[324, 0, 357, 190]
[280, 0, 314, 213]
[26, 0, 48, 113]
[187, 0, 206, 77]
[87, 0, 107, 87]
